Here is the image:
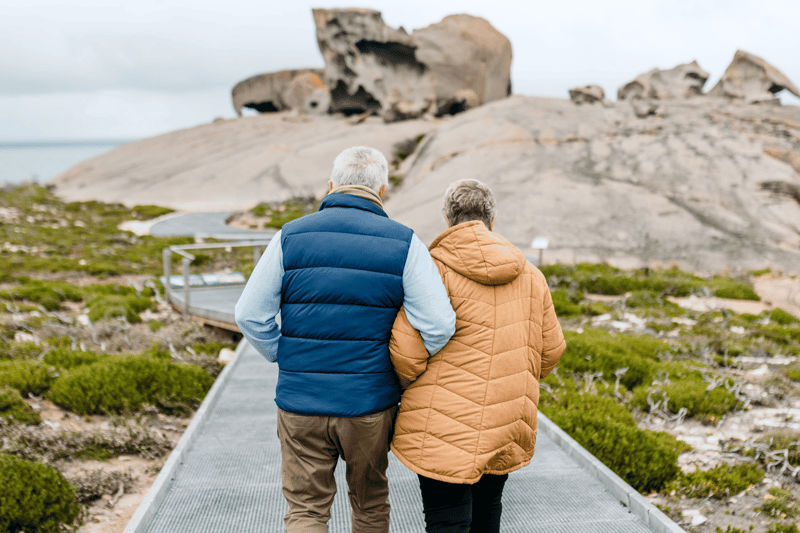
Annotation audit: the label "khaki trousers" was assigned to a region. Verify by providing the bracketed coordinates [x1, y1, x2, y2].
[277, 406, 397, 533]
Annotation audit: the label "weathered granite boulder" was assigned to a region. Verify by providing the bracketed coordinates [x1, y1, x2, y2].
[383, 95, 800, 275]
[51, 114, 439, 211]
[313, 8, 436, 121]
[232, 69, 329, 117]
[618, 61, 709, 101]
[708, 50, 800, 103]
[413, 14, 512, 115]
[569, 85, 605, 105]
[312, 8, 512, 121]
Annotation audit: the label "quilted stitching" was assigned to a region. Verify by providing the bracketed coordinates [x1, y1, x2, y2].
[390, 222, 566, 484]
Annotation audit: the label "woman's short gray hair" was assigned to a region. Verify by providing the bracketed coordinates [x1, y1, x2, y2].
[330, 146, 389, 193]
[443, 179, 497, 229]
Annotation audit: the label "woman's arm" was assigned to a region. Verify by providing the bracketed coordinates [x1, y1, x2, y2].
[390, 306, 432, 388]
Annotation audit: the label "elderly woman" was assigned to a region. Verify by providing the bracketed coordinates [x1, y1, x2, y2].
[389, 179, 566, 533]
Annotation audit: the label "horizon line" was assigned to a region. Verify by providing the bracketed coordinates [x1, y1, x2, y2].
[0, 139, 138, 149]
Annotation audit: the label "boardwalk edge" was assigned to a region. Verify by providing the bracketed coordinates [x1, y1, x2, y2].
[122, 338, 250, 533]
[538, 412, 686, 533]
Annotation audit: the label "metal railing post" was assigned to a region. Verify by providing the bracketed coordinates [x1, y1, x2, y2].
[253, 246, 263, 266]
[182, 256, 191, 317]
[162, 248, 172, 305]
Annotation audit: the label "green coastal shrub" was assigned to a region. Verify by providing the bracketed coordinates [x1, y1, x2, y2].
[767, 524, 800, 533]
[0, 341, 42, 361]
[0, 386, 41, 425]
[750, 431, 800, 467]
[768, 309, 800, 326]
[540, 263, 760, 301]
[541, 391, 682, 493]
[558, 329, 668, 390]
[667, 463, 764, 499]
[132, 204, 174, 219]
[86, 294, 155, 323]
[0, 454, 81, 533]
[0, 361, 53, 397]
[709, 277, 760, 301]
[550, 289, 584, 317]
[42, 348, 104, 370]
[758, 487, 799, 518]
[48, 355, 214, 415]
[753, 325, 800, 346]
[0, 279, 82, 311]
[632, 364, 740, 421]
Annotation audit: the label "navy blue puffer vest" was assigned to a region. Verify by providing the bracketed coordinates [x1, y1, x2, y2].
[276, 193, 413, 416]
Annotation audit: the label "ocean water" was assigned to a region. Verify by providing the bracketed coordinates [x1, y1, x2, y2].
[0, 140, 132, 186]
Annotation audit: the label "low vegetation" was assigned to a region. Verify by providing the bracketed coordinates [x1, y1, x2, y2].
[2, 183, 800, 532]
[48, 354, 214, 416]
[249, 196, 319, 229]
[666, 463, 764, 499]
[0, 454, 82, 532]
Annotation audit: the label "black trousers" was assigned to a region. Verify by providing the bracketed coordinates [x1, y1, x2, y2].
[418, 474, 508, 533]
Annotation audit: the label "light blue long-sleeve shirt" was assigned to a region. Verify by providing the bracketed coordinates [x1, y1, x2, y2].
[234, 230, 455, 363]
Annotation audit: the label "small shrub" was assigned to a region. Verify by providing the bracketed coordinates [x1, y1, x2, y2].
[0, 385, 41, 425]
[2, 341, 42, 360]
[132, 204, 173, 219]
[0, 454, 81, 533]
[541, 391, 681, 493]
[67, 469, 136, 503]
[148, 320, 165, 332]
[754, 326, 800, 346]
[709, 277, 760, 301]
[86, 293, 155, 323]
[667, 463, 764, 499]
[550, 289, 584, 317]
[0, 279, 82, 311]
[632, 365, 740, 421]
[715, 527, 753, 533]
[769, 309, 800, 326]
[757, 487, 799, 518]
[43, 348, 104, 370]
[0, 417, 171, 462]
[48, 355, 213, 415]
[766, 524, 800, 533]
[558, 329, 667, 390]
[753, 431, 800, 467]
[0, 360, 53, 397]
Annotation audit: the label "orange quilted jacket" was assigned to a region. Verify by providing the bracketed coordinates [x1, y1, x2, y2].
[389, 221, 566, 484]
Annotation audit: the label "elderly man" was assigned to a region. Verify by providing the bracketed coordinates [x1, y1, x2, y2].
[235, 146, 456, 533]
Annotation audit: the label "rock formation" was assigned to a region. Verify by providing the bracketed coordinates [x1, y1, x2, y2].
[311, 8, 512, 121]
[568, 85, 605, 105]
[412, 14, 513, 115]
[313, 8, 435, 120]
[232, 9, 512, 120]
[708, 50, 800, 103]
[232, 69, 329, 117]
[383, 96, 800, 275]
[618, 61, 709, 101]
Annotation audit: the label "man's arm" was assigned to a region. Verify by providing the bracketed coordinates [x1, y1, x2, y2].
[401, 234, 456, 355]
[234, 231, 283, 362]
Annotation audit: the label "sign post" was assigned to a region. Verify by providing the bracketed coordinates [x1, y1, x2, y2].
[531, 237, 549, 266]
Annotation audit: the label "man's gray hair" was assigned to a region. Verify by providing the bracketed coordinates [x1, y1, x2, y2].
[330, 146, 389, 193]
[443, 179, 497, 229]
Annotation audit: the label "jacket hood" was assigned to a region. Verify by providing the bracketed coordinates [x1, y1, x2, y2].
[429, 221, 526, 286]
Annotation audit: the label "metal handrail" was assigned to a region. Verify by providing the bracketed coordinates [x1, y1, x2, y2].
[162, 239, 272, 315]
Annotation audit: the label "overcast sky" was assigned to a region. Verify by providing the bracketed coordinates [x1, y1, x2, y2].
[2, 0, 799, 141]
